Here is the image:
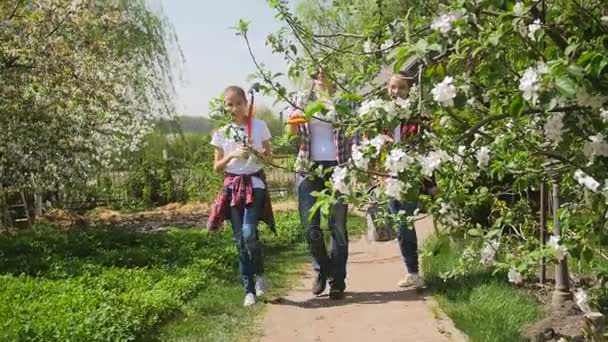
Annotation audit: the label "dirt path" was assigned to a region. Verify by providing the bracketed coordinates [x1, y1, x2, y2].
[259, 215, 467, 342]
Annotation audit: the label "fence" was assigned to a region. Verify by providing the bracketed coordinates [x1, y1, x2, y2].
[1, 155, 297, 227]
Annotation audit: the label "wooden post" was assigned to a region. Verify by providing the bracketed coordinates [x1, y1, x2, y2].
[551, 175, 572, 306]
[20, 191, 33, 228]
[539, 180, 547, 284]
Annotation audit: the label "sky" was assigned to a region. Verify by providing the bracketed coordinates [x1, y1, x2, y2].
[160, 0, 289, 117]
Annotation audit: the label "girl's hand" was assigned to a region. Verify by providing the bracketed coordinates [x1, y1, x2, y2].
[288, 110, 306, 125]
[229, 147, 250, 160]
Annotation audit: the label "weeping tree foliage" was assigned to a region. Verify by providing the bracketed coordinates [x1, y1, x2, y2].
[0, 0, 181, 223]
[0, 1, 180, 191]
[244, 0, 608, 292]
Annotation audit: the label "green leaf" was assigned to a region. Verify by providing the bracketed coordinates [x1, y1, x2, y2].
[467, 228, 482, 237]
[436, 64, 445, 78]
[564, 43, 579, 58]
[304, 101, 324, 119]
[415, 39, 428, 56]
[567, 65, 585, 78]
[577, 51, 595, 65]
[488, 31, 501, 46]
[428, 43, 442, 52]
[554, 76, 577, 97]
[509, 95, 524, 116]
[233, 19, 251, 35]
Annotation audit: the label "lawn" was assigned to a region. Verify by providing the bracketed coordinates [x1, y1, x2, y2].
[0, 211, 366, 341]
[422, 235, 543, 342]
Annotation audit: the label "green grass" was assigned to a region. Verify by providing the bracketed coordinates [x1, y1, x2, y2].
[422, 235, 543, 342]
[0, 210, 365, 341]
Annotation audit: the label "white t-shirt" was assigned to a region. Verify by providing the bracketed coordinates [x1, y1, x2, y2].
[309, 118, 337, 161]
[211, 119, 271, 189]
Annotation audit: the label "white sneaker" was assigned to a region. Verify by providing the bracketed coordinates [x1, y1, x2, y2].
[243, 293, 256, 307]
[398, 274, 424, 289]
[256, 275, 267, 296]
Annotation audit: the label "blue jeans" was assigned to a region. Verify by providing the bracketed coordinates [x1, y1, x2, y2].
[227, 187, 265, 294]
[297, 161, 349, 291]
[389, 200, 419, 274]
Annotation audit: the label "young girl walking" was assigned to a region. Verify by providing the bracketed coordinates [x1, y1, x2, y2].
[207, 85, 275, 307]
[385, 69, 425, 289]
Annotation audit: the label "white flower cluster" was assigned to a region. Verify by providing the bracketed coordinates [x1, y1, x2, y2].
[351, 144, 370, 170]
[543, 112, 566, 145]
[548, 236, 569, 261]
[358, 99, 397, 119]
[574, 169, 601, 192]
[431, 12, 462, 34]
[476, 146, 491, 168]
[351, 135, 393, 170]
[419, 150, 451, 177]
[583, 134, 608, 163]
[331, 166, 351, 195]
[513, 2, 526, 16]
[385, 148, 413, 176]
[480, 240, 500, 266]
[600, 108, 608, 123]
[363, 40, 374, 54]
[527, 19, 542, 40]
[431, 76, 457, 107]
[385, 178, 408, 200]
[518, 64, 545, 104]
[576, 88, 608, 110]
[508, 268, 523, 284]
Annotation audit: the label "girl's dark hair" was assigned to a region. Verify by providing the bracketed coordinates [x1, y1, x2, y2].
[224, 86, 247, 100]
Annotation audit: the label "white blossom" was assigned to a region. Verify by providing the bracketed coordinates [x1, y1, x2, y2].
[381, 38, 394, 50]
[363, 39, 373, 54]
[519, 67, 542, 103]
[395, 97, 412, 109]
[431, 76, 457, 107]
[385, 148, 412, 175]
[480, 240, 500, 265]
[583, 133, 608, 163]
[514, 19, 528, 37]
[536, 61, 549, 74]
[548, 236, 569, 261]
[331, 166, 351, 195]
[358, 99, 395, 118]
[513, 2, 525, 16]
[431, 12, 462, 34]
[600, 108, 608, 123]
[543, 112, 566, 145]
[385, 178, 406, 199]
[369, 135, 393, 153]
[351, 145, 370, 170]
[527, 19, 542, 40]
[574, 169, 601, 192]
[508, 268, 523, 284]
[476, 146, 491, 168]
[576, 88, 608, 109]
[419, 150, 450, 177]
